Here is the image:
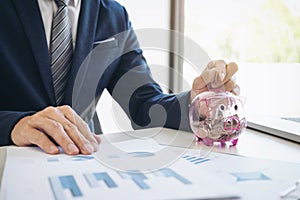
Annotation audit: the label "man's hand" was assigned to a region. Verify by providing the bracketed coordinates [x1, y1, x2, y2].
[11, 106, 101, 155]
[191, 60, 240, 101]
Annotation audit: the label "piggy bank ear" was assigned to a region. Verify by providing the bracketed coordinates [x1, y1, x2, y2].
[229, 92, 246, 106]
[232, 96, 246, 115]
[238, 96, 246, 106]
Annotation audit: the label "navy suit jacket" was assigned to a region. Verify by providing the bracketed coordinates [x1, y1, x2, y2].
[0, 0, 191, 146]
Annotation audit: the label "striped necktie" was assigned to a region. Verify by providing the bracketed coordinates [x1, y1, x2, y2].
[50, 0, 73, 104]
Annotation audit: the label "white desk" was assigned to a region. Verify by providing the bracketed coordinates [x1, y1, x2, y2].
[1, 127, 300, 195]
[94, 127, 300, 163]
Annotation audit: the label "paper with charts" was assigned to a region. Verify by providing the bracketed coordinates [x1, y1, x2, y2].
[1, 138, 300, 200]
[0, 139, 238, 200]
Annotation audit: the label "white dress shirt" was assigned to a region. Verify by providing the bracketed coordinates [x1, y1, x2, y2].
[37, 0, 81, 49]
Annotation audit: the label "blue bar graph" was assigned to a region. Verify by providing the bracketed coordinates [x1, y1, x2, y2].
[128, 151, 155, 157]
[49, 175, 82, 200]
[46, 155, 94, 163]
[194, 159, 210, 164]
[186, 156, 197, 160]
[155, 168, 192, 185]
[84, 172, 117, 188]
[230, 171, 271, 182]
[71, 155, 94, 161]
[47, 157, 59, 162]
[118, 171, 150, 190]
[182, 155, 210, 165]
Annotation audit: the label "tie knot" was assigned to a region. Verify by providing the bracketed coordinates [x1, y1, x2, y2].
[54, 0, 70, 7]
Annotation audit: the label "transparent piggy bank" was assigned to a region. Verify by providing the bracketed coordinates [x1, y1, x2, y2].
[189, 91, 247, 146]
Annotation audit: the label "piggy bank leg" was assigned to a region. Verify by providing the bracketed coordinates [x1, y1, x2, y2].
[195, 135, 202, 142]
[219, 141, 227, 147]
[202, 137, 214, 146]
[230, 138, 239, 146]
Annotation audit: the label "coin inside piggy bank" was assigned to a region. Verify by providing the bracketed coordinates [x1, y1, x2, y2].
[189, 91, 247, 146]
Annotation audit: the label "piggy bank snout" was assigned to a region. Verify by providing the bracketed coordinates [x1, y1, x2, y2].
[223, 116, 240, 132]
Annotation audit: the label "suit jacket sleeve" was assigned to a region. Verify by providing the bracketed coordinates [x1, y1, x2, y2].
[105, 4, 193, 133]
[0, 111, 35, 146]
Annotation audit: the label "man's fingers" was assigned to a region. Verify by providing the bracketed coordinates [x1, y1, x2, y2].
[192, 69, 229, 100]
[207, 60, 226, 71]
[192, 75, 207, 91]
[30, 117, 80, 155]
[224, 79, 236, 93]
[193, 69, 221, 90]
[63, 123, 95, 154]
[11, 106, 101, 155]
[12, 119, 60, 154]
[58, 106, 99, 151]
[201, 61, 238, 90]
[26, 129, 60, 154]
[224, 62, 238, 83]
[191, 61, 239, 101]
[40, 106, 98, 154]
[205, 60, 227, 88]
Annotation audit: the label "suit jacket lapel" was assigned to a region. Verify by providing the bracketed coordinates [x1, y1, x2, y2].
[65, 0, 101, 105]
[12, 0, 55, 104]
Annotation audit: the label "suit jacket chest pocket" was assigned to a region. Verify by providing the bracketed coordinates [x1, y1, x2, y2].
[93, 37, 118, 49]
[89, 37, 120, 67]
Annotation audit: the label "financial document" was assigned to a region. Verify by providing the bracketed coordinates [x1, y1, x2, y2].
[0, 139, 238, 200]
[1, 138, 300, 199]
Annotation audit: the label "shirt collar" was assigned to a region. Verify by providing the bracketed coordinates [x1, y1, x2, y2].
[43, 0, 80, 7]
[70, 0, 79, 6]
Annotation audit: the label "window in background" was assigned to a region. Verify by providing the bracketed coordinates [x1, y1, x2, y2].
[184, 0, 300, 117]
[119, 0, 171, 92]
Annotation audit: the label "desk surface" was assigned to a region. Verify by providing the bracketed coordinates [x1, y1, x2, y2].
[1, 127, 300, 188]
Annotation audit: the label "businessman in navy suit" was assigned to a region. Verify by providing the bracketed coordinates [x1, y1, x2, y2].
[0, 0, 239, 155]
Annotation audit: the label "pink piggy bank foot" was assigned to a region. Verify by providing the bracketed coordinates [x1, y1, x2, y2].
[195, 135, 202, 142]
[202, 137, 214, 146]
[230, 138, 239, 146]
[195, 136, 214, 146]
